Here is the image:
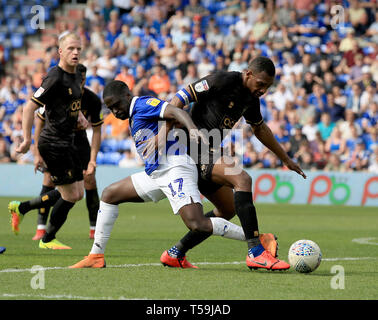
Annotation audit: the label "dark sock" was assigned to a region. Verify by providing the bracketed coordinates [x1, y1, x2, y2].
[37, 185, 56, 225]
[18, 189, 61, 215]
[42, 198, 75, 242]
[173, 210, 216, 256]
[234, 191, 261, 250]
[85, 188, 99, 227]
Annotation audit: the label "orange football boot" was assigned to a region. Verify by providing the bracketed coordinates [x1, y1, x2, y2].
[246, 250, 290, 271]
[69, 254, 106, 268]
[160, 250, 198, 269]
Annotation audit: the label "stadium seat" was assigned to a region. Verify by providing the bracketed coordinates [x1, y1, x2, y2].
[96, 151, 105, 165]
[121, 13, 134, 26]
[3, 5, 18, 18]
[103, 152, 122, 165]
[0, 32, 7, 43]
[21, 5, 33, 19]
[117, 139, 133, 151]
[6, 17, 20, 32]
[10, 33, 24, 49]
[100, 138, 120, 153]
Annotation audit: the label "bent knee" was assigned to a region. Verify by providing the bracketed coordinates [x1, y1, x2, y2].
[233, 171, 252, 191]
[188, 218, 212, 233]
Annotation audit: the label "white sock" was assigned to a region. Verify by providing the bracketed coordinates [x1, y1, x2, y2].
[210, 217, 246, 241]
[90, 201, 119, 254]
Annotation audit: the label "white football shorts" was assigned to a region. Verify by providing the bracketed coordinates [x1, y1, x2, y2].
[130, 154, 202, 214]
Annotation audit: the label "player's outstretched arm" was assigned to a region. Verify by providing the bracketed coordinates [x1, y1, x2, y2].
[253, 122, 306, 179]
[16, 100, 40, 154]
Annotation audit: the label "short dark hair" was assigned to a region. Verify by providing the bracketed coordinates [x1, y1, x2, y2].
[248, 56, 276, 77]
[77, 63, 87, 74]
[103, 80, 130, 100]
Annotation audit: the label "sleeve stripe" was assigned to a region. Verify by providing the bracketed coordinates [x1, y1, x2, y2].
[159, 102, 168, 118]
[31, 97, 44, 107]
[188, 84, 198, 102]
[91, 120, 104, 127]
[175, 92, 186, 105]
[37, 112, 45, 121]
[247, 119, 264, 126]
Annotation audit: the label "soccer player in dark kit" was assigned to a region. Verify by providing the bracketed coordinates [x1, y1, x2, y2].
[32, 63, 103, 241]
[158, 56, 307, 270]
[8, 32, 87, 249]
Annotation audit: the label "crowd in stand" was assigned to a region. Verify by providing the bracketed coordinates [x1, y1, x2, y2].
[0, 0, 377, 173]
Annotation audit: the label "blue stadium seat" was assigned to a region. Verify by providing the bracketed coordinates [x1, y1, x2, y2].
[6, 17, 20, 32]
[117, 139, 132, 151]
[3, 4, 18, 18]
[103, 152, 122, 165]
[100, 138, 119, 153]
[21, 5, 33, 19]
[121, 13, 134, 26]
[10, 33, 24, 49]
[96, 151, 105, 165]
[24, 19, 38, 34]
[0, 32, 7, 43]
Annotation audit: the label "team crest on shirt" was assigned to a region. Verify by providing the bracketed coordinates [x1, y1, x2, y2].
[146, 98, 160, 107]
[68, 88, 72, 95]
[34, 87, 45, 98]
[194, 80, 209, 92]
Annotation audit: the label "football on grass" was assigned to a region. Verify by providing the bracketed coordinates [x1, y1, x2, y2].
[288, 240, 322, 273]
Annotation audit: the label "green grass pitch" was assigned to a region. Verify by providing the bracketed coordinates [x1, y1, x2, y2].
[0, 197, 377, 300]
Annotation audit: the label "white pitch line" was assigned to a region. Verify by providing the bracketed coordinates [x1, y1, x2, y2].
[0, 257, 377, 274]
[0, 293, 149, 300]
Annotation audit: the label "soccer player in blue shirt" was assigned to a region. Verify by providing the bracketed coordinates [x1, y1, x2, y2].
[70, 80, 248, 268]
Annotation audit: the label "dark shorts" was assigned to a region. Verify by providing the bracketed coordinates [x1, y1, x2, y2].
[38, 138, 83, 185]
[73, 132, 91, 171]
[196, 148, 223, 196]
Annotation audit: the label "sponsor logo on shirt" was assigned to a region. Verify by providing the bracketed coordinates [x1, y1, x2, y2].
[146, 98, 160, 107]
[34, 87, 45, 98]
[194, 80, 209, 93]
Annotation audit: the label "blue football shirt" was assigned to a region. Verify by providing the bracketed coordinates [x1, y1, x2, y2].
[129, 96, 183, 175]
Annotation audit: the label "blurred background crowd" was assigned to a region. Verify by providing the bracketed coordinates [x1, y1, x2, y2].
[0, 0, 377, 173]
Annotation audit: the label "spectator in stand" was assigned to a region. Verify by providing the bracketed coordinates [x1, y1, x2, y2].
[112, 24, 134, 56]
[267, 107, 285, 135]
[105, 21, 121, 47]
[348, 0, 369, 36]
[227, 52, 248, 73]
[235, 13, 253, 40]
[102, 0, 118, 24]
[288, 124, 308, 158]
[346, 138, 370, 171]
[346, 83, 363, 115]
[86, 65, 105, 88]
[272, 83, 294, 112]
[325, 127, 346, 157]
[103, 112, 129, 140]
[197, 56, 215, 79]
[159, 37, 178, 71]
[318, 112, 336, 141]
[248, 13, 270, 44]
[0, 91, 23, 122]
[367, 145, 378, 173]
[325, 93, 345, 123]
[115, 65, 135, 91]
[324, 154, 346, 172]
[184, 0, 209, 19]
[148, 65, 171, 96]
[95, 48, 118, 83]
